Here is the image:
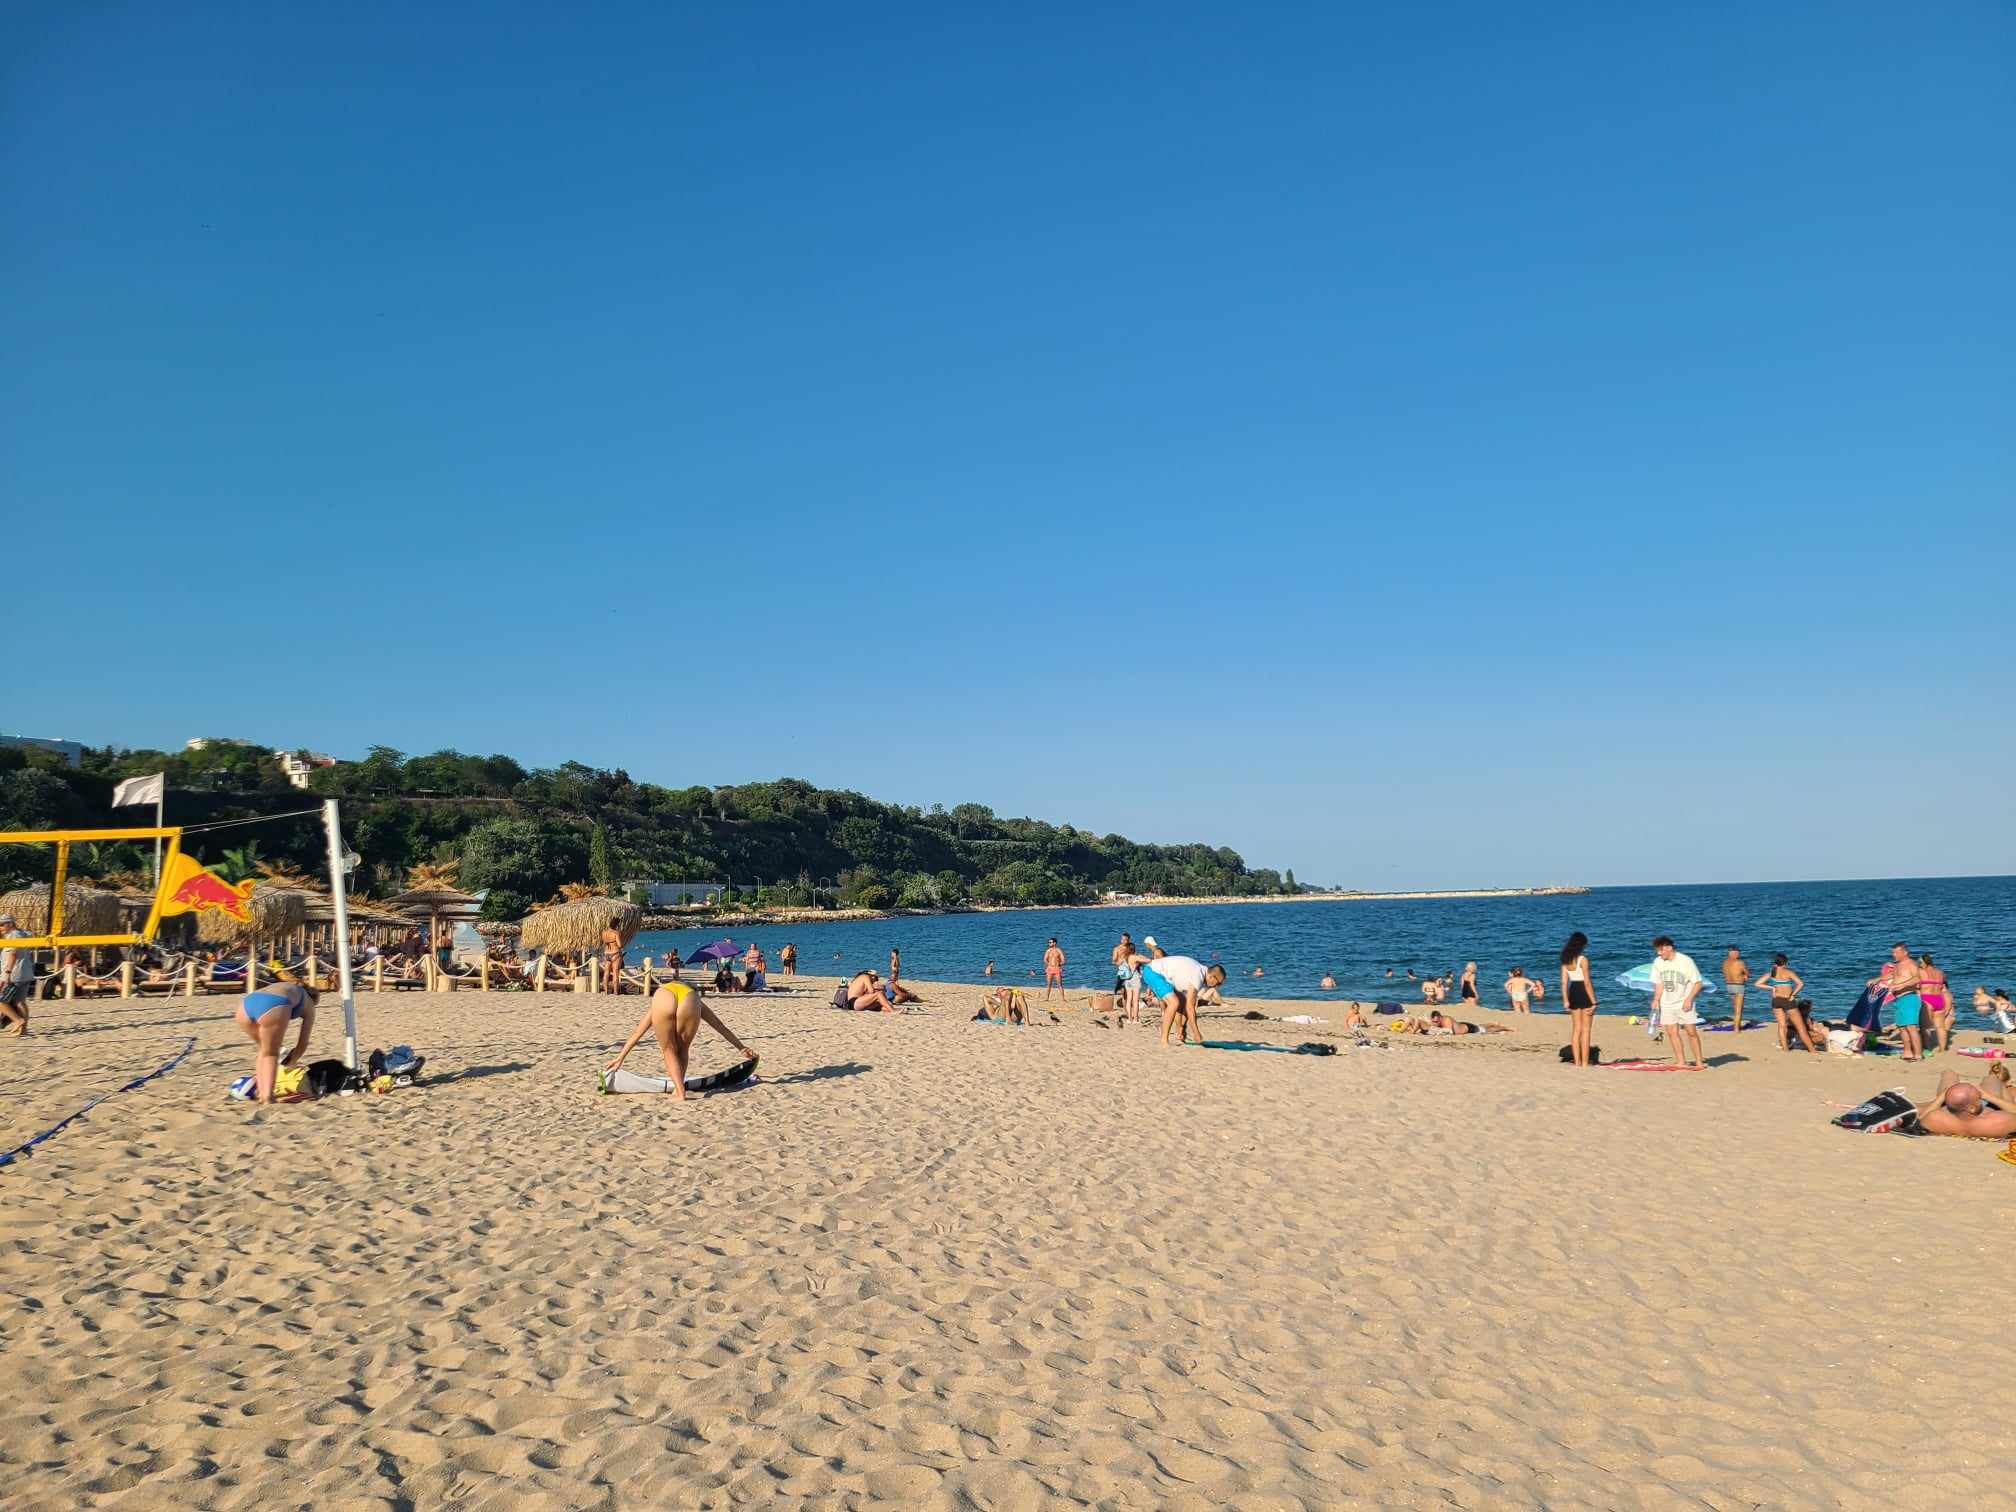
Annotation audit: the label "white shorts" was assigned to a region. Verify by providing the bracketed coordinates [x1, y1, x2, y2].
[1659, 1000, 1699, 1027]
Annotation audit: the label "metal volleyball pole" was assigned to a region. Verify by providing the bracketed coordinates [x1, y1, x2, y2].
[322, 799, 360, 1070]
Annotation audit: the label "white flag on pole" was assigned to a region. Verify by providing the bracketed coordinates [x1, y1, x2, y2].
[112, 773, 165, 808]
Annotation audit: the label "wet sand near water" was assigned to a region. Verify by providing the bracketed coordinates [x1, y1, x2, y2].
[0, 976, 2007, 1508]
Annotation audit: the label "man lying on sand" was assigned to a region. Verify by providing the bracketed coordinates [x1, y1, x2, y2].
[1913, 1070, 2016, 1139]
[606, 979, 756, 1101]
[1427, 1011, 1510, 1036]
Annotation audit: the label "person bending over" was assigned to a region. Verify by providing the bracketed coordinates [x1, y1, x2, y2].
[605, 979, 756, 1101]
[1137, 953, 1227, 1047]
[1914, 1070, 2016, 1139]
[236, 979, 319, 1103]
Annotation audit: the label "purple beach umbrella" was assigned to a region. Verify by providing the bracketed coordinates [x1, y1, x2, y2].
[686, 938, 738, 963]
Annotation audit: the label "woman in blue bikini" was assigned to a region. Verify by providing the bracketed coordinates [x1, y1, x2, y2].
[235, 980, 319, 1103]
[1758, 955, 1817, 1055]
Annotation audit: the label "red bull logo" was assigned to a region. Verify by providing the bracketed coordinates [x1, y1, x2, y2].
[158, 854, 256, 922]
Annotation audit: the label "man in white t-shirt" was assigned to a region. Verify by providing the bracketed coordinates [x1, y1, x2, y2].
[1649, 936, 1706, 1070]
[1137, 953, 1227, 1048]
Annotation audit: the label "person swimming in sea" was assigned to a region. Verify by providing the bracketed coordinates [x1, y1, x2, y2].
[1319, 972, 1337, 990]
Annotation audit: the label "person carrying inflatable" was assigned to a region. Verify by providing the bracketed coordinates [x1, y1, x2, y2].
[605, 979, 756, 1102]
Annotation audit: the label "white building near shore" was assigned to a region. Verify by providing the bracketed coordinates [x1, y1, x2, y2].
[636, 880, 729, 908]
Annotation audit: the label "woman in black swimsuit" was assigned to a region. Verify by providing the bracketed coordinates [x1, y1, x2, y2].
[1560, 932, 1596, 1067]
[1459, 961, 1478, 1003]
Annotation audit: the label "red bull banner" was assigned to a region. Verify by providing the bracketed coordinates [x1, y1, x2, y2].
[157, 852, 256, 923]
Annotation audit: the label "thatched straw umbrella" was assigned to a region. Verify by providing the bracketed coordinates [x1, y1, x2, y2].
[519, 896, 641, 959]
[383, 884, 482, 950]
[0, 883, 123, 938]
[196, 886, 309, 948]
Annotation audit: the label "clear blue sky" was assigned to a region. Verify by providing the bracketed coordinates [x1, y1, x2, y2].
[6, 3, 2011, 888]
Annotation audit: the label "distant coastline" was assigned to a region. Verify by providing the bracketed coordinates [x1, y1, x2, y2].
[628, 885, 1586, 931]
[1079, 886, 1588, 907]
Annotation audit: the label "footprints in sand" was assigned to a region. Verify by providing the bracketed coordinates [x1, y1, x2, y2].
[0, 989, 2002, 1507]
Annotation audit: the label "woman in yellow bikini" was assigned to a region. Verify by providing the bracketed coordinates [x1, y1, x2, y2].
[605, 979, 756, 1102]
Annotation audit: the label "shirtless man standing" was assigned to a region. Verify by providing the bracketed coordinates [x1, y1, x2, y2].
[1722, 947, 1749, 1033]
[1884, 941, 1925, 1062]
[1504, 966, 1535, 1013]
[1042, 938, 1065, 1004]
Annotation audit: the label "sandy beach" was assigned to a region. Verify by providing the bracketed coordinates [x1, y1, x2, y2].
[1, 977, 2008, 1509]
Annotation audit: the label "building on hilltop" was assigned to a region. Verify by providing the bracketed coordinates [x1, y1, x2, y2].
[0, 734, 84, 768]
[275, 750, 338, 789]
[184, 738, 338, 788]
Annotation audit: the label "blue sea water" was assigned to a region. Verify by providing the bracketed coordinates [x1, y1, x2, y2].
[630, 875, 2015, 1029]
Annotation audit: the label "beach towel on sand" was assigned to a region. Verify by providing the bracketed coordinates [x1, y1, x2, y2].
[1832, 1089, 1921, 1134]
[1603, 1059, 1698, 1072]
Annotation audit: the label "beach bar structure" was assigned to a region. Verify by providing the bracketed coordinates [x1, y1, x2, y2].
[635, 880, 728, 908]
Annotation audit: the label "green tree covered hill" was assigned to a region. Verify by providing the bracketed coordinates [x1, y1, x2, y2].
[0, 740, 1295, 916]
